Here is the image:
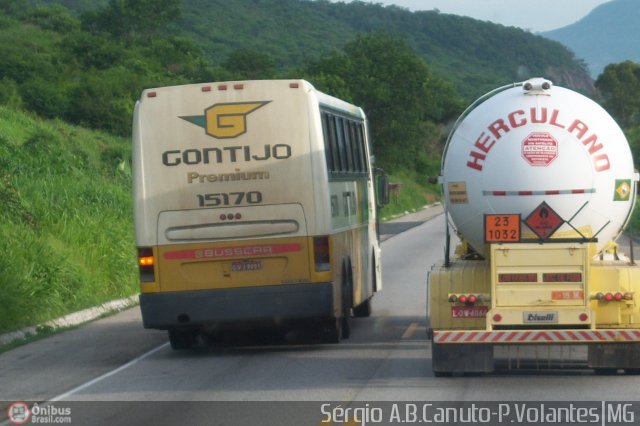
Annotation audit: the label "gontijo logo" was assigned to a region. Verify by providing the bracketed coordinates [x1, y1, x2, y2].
[180, 101, 270, 139]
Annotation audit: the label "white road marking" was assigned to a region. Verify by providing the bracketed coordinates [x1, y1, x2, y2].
[49, 342, 169, 401]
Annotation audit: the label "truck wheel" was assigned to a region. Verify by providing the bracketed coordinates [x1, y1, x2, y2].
[168, 329, 196, 350]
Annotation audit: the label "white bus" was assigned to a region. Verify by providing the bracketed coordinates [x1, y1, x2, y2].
[133, 80, 386, 349]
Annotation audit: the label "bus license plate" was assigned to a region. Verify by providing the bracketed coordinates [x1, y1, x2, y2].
[231, 260, 262, 272]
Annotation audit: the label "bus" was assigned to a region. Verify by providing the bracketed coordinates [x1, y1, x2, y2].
[132, 80, 387, 349]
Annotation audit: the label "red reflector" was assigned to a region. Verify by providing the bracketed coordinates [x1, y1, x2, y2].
[605, 293, 613, 301]
[493, 314, 502, 322]
[579, 313, 589, 322]
[218, 84, 228, 91]
[499, 273, 537, 283]
[147, 91, 157, 98]
[543, 273, 582, 282]
[458, 295, 467, 304]
[289, 82, 299, 88]
[201, 86, 212, 92]
[614, 292, 623, 301]
[467, 295, 477, 305]
[234, 84, 244, 90]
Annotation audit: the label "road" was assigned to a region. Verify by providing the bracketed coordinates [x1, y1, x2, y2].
[2, 210, 640, 425]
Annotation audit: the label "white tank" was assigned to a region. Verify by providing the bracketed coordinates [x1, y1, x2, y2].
[443, 78, 638, 256]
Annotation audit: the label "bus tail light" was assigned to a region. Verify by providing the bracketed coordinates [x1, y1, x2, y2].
[313, 236, 331, 272]
[138, 247, 155, 282]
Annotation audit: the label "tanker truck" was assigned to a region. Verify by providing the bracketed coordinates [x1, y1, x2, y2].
[428, 78, 640, 375]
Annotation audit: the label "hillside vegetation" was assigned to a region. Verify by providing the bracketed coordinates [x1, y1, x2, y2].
[0, 107, 134, 333]
[48, 0, 593, 99]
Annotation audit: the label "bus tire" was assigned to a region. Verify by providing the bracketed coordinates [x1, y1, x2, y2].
[341, 263, 353, 339]
[353, 298, 372, 317]
[320, 318, 342, 343]
[168, 329, 196, 350]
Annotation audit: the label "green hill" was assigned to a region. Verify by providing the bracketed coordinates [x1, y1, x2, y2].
[44, 0, 593, 99]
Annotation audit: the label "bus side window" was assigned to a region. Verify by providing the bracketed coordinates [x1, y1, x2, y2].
[356, 123, 368, 173]
[343, 119, 355, 173]
[335, 117, 348, 173]
[321, 113, 334, 172]
[327, 114, 340, 173]
[349, 121, 361, 173]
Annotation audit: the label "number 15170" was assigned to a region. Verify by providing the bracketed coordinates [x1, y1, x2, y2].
[197, 191, 263, 207]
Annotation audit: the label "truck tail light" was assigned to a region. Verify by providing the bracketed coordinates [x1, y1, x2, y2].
[138, 247, 155, 282]
[594, 292, 631, 302]
[313, 236, 330, 272]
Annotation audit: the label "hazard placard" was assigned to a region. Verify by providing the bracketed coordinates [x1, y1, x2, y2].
[485, 214, 521, 243]
[525, 202, 564, 240]
[522, 132, 558, 166]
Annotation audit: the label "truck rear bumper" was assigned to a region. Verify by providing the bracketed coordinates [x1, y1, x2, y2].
[433, 329, 640, 344]
[139, 283, 334, 329]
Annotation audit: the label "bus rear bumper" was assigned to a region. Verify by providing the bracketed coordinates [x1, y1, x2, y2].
[139, 283, 334, 329]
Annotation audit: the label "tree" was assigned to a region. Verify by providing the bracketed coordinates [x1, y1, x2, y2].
[596, 61, 640, 128]
[304, 32, 462, 171]
[224, 48, 277, 80]
[82, 0, 181, 43]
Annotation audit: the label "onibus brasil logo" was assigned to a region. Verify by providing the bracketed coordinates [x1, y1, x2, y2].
[180, 101, 270, 139]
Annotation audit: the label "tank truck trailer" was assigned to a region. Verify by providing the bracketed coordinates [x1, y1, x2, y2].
[428, 78, 640, 375]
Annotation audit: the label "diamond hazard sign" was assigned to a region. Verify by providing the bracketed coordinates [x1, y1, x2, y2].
[522, 132, 558, 166]
[525, 202, 564, 240]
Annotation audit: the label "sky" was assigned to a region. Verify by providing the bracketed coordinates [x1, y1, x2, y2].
[355, 0, 613, 32]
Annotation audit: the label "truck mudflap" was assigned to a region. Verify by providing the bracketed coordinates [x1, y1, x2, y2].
[433, 329, 640, 344]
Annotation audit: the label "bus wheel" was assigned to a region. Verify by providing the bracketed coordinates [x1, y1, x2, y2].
[341, 265, 353, 339]
[320, 319, 342, 344]
[353, 298, 372, 317]
[168, 329, 196, 350]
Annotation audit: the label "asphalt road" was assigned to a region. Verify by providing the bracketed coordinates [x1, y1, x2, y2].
[3, 210, 640, 425]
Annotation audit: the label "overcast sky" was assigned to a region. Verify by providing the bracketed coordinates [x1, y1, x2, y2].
[351, 0, 613, 32]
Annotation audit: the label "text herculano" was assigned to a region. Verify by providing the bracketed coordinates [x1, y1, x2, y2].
[466, 108, 610, 172]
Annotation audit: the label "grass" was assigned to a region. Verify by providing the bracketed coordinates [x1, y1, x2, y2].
[0, 107, 136, 334]
[378, 170, 441, 221]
